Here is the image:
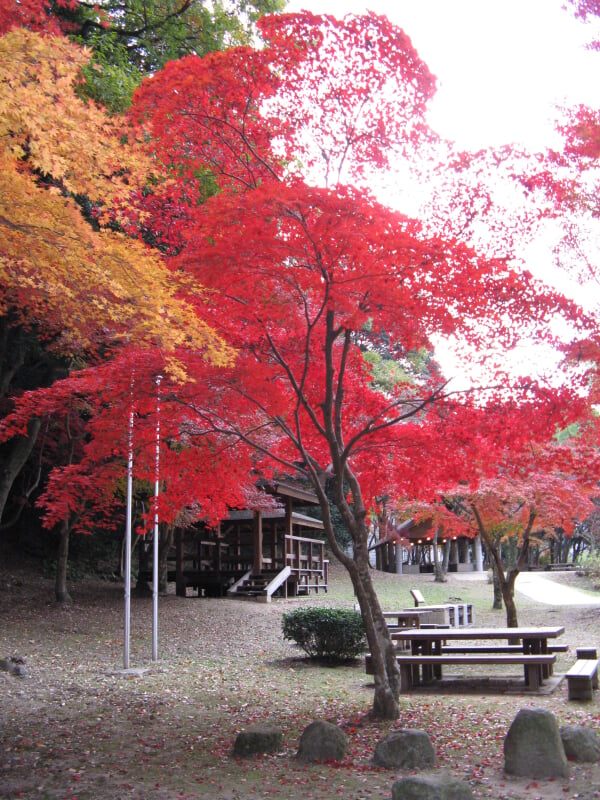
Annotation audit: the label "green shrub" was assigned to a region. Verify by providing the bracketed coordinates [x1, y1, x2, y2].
[281, 607, 366, 663]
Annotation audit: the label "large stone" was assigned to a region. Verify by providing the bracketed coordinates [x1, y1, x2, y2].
[373, 729, 436, 769]
[296, 720, 348, 763]
[0, 658, 26, 678]
[560, 725, 600, 762]
[504, 708, 569, 779]
[391, 773, 474, 800]
[232, 724, 283, 757]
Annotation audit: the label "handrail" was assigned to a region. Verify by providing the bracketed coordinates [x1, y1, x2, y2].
[284, 533, 325, 546]
[227, 569, 252, 596]
[264, 566, 292, 598]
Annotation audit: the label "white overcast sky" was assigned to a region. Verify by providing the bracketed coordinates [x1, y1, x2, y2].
[283, 0, 600, 382]
[284, 0, 600, 150]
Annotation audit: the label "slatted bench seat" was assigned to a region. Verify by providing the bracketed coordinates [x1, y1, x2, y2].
[441, 643, 569, 655]
[565, 658, 599, 701]
[365, 653, 556, 691]
[441, 645, 523, 654]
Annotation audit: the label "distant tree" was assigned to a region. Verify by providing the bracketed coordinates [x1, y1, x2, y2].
[448, 468, 596, 626]
[62, 0, 286, 110]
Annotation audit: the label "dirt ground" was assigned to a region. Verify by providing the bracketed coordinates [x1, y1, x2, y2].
[1, 554, 600, 800]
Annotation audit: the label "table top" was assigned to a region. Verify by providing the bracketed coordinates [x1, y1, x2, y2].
[382, 610, 429, 618]
[390, 625, 565, 641]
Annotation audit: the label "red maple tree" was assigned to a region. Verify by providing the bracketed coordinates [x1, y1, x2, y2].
[121, 12, 592, 717]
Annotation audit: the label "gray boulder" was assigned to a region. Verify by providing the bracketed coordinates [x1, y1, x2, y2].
[0, 658, 26, 678]
[296, 720, 348, 763]
[504, 708, 569, 779]
[373, 729, 436, 769]
[391, 773, 474, 800]
[232, 724, 282, 757]
[560, 725, 600, 762]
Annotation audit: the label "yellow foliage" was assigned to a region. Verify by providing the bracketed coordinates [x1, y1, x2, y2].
[0, 28, 231, 367]
[0, 146, 231, 365]
[0, 29, 149, 206]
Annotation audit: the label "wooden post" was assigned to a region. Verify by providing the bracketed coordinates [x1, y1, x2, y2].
[473, 535, 484, 572]
[216, 523, 222, 572]
[285, 498, 293, 536]
[253, 511, 263, 574]
[175, 528, 186, 597]
[396, 542, 403, 575]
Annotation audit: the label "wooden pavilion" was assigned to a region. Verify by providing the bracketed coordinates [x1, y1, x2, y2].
[142, 481, 329, 601]
[370, 517, 484, 574]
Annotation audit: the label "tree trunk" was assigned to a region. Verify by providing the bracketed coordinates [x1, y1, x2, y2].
[500, 569, 519, 627]
[491, 559, 503, 610]
[432, 528, 447, 583]
[350, 533, 401, 718]
[0, 418, 42, 524]
[55, 516, 72, 604]
[301, 314, 401, 719]
[442, 539, 450, 573]
[316, 474, 400, 719]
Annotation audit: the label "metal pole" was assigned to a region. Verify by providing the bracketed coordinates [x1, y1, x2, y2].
[152, 375, 162, 661]
[124, 401, 134, 670]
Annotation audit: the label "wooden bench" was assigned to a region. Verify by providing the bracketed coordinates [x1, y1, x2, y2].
[576, 647, 597, 659]
[565, 658, 599, 701]
[441, 643, 569, 655]
[365, 652, 556, 691]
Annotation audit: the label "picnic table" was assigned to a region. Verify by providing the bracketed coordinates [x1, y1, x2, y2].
[371, 625, 566, 691]
[382, 610, 429, 628]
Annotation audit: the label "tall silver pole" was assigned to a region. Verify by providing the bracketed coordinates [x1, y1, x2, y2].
[124, 402, 134, 670]
[152, 375, 162, 661]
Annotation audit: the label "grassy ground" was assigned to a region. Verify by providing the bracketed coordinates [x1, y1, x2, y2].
[1, 555, 600, 800]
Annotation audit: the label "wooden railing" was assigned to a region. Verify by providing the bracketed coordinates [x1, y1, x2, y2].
[285, 534, 328, 593]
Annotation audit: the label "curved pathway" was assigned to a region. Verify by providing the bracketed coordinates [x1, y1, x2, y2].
[515, 571, 600, 606]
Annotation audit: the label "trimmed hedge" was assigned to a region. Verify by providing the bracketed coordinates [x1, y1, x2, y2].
[282, 607, 366, 663]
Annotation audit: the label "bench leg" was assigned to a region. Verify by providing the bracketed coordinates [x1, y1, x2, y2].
[432, 640, 443, 680]
[399, 663, 414, 692]
[540, 640, 552, 678]
[568, 676, 593, 701]
[525, 663, 541, 690]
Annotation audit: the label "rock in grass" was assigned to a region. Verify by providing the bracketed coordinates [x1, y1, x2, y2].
[391, 773, 474, 800]
[504, 708, 569, 778]
[232, 723, 283, 757]
[373, 729, 436, 769]
[296, 720, 348, 763]
[560, 725, 600, 762]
